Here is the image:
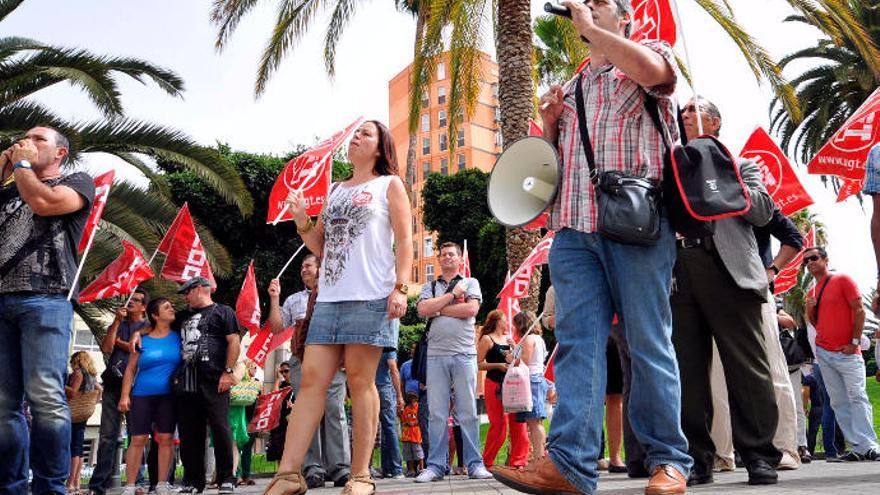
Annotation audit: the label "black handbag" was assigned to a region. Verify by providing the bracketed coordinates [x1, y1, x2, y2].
[779, 329, 809, 370]
[574, 73, 661, 246]
[411, 275, 463, 385]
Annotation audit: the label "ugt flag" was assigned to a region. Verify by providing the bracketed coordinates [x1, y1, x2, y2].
[236, 260, 261, 336]
[773, 226, 816, 296]
[78, 170, 115, 253]
[460, 240, 471, 278]
[739, 127, 813, 216]
[497, 271, 522, 337]
[159, 205, 215, 286]
[79, 240, 154, 303]
[267, 117, 363, 223]
[498, 231, 556, 299]
[248, 387, 291, 433]
[246, 323, 293, 368]
[808, 87, 880, 180]
[630, 0, 677, 45]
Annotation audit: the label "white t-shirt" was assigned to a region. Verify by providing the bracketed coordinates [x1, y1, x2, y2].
[525, 334, 546, 376]
[318, 175, 396, 302]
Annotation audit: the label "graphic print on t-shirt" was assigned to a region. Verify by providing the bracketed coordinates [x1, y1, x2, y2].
[321, 185, 373, 286]
[0, 194, 29, 270]
[180, 312, 203, 362]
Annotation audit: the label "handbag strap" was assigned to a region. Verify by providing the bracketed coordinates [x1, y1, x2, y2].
[813, 274, 834, 323]
[425, 275, 464, 330]
[573, 73, 600, 185]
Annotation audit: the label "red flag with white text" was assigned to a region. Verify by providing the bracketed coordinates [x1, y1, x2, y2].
[498, 231, 556, 299]
[630, 0, 677, 45]
[808, 87, 880, 180]
[836, 178, 863, 203]
[774, 227, 816, 295]
[544, 343, 559, 383]
[460, 240, 471, 278]
[79, 240, 154, 303]
[246, 323, 293, 368]
[267, 117, 363, 223]
[236, 261, 261, 336]
[157, 203, 190, 254]
[248, 386, 291, 433]
[78, 170, 115, 253]
[739, 127, 813, 216]
[497, 272, 522, 337]
[528, 119, 543, 137]
[159, 206, 215, 286]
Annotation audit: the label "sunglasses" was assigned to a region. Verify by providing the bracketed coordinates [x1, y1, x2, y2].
[802, 255, 822, 265]
[280, 369, 290, 373]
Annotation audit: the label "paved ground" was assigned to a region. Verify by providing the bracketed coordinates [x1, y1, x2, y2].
[229, 460, 880, 494]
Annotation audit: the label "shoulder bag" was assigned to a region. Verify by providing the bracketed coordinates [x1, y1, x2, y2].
[411, 275, 463, 385]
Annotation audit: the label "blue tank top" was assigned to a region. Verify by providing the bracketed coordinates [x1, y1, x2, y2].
[132, 332, 182, 396]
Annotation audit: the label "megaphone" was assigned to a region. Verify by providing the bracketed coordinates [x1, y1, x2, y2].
[487, 137, 560, 227]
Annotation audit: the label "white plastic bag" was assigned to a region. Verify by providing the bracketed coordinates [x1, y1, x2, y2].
[502, 362, 533, 413]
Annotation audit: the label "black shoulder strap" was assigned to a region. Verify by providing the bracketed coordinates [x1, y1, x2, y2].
[574, 73, 599, 185]
[814, 274, 834, 323]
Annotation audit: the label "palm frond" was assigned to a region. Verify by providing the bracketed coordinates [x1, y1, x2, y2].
[446, 0, 488, 153]
[254, 0, 325, 97]
[110, 151, 173, 199]
[0, 36, 44, 59]
[0, 0, 25, 23]
[211, 0, 264, 50]
[102, 57, 185, 96]
[322, 0, 357, 77]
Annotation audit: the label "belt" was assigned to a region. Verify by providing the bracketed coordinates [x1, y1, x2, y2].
[676, 236, 715, 250]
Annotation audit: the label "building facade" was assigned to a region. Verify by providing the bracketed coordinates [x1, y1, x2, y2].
[388, 51, 501, 287]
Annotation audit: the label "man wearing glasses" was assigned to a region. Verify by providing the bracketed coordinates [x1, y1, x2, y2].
[88, 289, 150, 495]
[804, 247, 879, 461]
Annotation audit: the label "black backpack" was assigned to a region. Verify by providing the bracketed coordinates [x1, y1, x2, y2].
[411, 275, 462, 385]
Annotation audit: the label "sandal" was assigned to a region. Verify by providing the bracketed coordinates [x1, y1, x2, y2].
[340, 474, 375, 495]
[263, 471, 307, 495]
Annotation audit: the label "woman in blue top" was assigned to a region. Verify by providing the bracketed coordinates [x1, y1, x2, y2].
[119, 297, 182, 495]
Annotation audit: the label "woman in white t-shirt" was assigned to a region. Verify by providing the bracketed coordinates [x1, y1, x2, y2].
[266, 120, 412, 495]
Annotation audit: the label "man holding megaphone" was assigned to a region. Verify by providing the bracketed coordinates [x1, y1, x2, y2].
[490, 1, 692, 494]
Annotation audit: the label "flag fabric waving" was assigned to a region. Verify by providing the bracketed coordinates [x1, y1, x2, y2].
[808, 87, 880, 181]
[739, 127, 813, 216]
[836, 178, 864, 203]
[497, 231, 556, 299]
[78, 170, 115, 253]
[528, 119, 543, 137]
[236, 260, 261, 336]
[267, 117, 363, 223]
[248, 387, 291, 433]
[246, 323, 293, 368]
[497, 272, 522, 337]
[544, 343, 559, 383]
[79, 240, 154, 303]
[630, 0, 677, 45]
[460, 240, 471, 278]
[159, 205, 215, 286]
[773, 226, 816, 295]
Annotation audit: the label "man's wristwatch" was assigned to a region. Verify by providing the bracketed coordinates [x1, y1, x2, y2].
[394, 283, 408, 295]
[224, 367, 234, 374]
[851, 338, 860, 346]
[768, 264, 780, 275]
[13, 160, 32, 170]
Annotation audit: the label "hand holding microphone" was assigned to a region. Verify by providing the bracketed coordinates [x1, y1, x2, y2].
[545, 1, 595, 43]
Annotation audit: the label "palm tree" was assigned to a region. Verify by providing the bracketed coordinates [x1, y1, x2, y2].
[781, 209, 827, 325]
[769, 0, 880, 167]
[1, 0, 253, 333]
[534, 15, 590, 88]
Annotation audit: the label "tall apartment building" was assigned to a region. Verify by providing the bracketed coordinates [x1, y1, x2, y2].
[388, 51, 501, 287]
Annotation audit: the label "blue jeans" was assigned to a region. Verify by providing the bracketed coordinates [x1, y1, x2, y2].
[377, 384, 403, 476]
[547, 226, 692, 493]
[425, 354, 484, 476]
[812, 363, 840, 457]
[815, 347, 879, 454]
[0, 294, 73, 495]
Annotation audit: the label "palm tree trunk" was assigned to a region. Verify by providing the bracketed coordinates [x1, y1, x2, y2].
[497, 0, 541, 311]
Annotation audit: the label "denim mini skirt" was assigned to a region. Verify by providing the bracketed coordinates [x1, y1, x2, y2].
[516, 374, 549, 422]
[305, 297, 399, 348]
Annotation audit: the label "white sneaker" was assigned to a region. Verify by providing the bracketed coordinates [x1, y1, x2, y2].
[155, 483, 173, 495]
[121, 486, 138, 495]
[468, 466, 493, 480]
[414, 469, 443, 483]
[777, 451, 800, 470]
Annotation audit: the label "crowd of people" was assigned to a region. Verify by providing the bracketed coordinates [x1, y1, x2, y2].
[2, 1, 880, 495]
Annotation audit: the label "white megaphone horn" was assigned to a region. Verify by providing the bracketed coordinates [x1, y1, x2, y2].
[487, 137, 560, 227]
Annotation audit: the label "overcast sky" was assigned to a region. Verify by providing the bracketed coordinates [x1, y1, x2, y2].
[6, 0, 876, 291]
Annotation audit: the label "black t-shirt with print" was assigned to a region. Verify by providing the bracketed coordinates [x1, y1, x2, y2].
[174, 303, 239, 382]
[0, 172, 95, 298]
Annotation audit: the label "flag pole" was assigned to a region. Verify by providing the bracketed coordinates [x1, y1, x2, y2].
[122, 244, 162, 307]
[669, 0, 704, 135]
[67, 226, 99, 301]
[276, 244, 307, 279]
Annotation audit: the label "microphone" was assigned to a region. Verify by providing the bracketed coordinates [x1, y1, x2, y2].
[543, 3, 571, 18]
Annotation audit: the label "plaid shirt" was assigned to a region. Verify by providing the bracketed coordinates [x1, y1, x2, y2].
[548, 40, 680, 234]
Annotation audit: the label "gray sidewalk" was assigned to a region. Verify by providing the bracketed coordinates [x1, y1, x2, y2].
[231, 461, 880, 494]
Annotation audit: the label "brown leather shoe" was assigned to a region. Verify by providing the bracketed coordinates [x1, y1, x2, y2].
[645, 465, 686, 495]
[490, 457, 580, 494]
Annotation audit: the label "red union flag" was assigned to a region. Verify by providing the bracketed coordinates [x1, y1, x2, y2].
[774, 226, 815, 295]
[498, 231, 555, 299]
[267, 117, 363, 223]
[248, 386, 291, 433]
[631, 0, 677, 45]
[78, 170, 115, 253]
[528, 119, 543, 137]
[836, 178, 863, 203]
[159, 206, 215, 286]
[460, 240, 471, 278]
[544, 343, 559, 383]
[246, 323, 293, 368]
[808, 87, 880, 180]
[236, 261, 261, 336]
[497, 272, 522, 337]
[79, 240, 154, 303]
[739, 127, 814, 216]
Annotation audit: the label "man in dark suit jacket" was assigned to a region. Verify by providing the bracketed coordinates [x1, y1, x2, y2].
[671, 97, 781, 486]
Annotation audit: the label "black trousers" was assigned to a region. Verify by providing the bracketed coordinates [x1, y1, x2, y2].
[670, 246, 781, 475]
[176, 379, 234, 488]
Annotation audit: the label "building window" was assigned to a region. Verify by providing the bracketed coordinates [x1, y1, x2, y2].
[421, 114, 430, 133]
[438, 109, 447, 128]
[413, 241, 418, 260]
[441, 158, 448, 175]
[492, 82, 499, 98]
[421, 91, 429, 107]
[457, 129, 465, 147]
[495, 131, 503, 148]
[72, 325, 100, 352]
[438, 87, 446, 105]
[422, 138, 430, 155]
[494, 107, 501, 122]
[457, 154, 466, 171]
[437, 62, 445, 80]
[422, 161, 430, 180]
[412, 216, 417, 234]
[426, 263, 435, 282]
[424, 236, 433, 257]
[439, 134, 448, 151]
[412, 266, 419, 283]
[412, 191, 418, 209]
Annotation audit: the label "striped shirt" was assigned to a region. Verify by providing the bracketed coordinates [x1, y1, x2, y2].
[548, 40, 680, 234]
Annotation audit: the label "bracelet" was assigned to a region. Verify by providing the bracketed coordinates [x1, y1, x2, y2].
[296, 219, 313, 235]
